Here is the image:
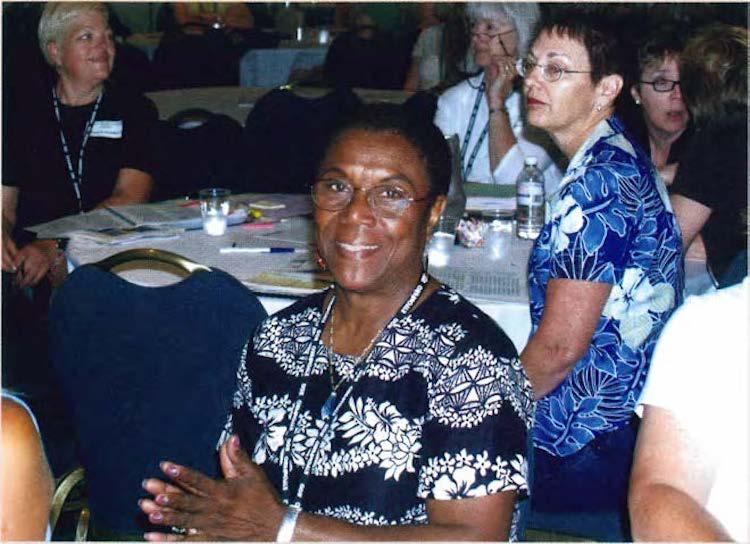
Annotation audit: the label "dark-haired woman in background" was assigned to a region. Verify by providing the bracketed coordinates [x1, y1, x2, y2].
[668, 24, 748, 288]
[516, 12, 683, 541]
[625, 24, 691, 188]
[139, 104, 534, 541]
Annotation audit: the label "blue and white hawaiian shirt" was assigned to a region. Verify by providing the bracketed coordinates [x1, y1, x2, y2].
[224, 284, 535, 539]
[528, 116, 684, 457]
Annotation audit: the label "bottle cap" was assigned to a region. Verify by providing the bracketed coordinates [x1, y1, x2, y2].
[524, 157, 538, 166]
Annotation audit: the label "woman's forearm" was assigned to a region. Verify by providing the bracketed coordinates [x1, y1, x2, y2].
[521, 333, 581, 399]
[294, 493, 514, 542]
[294, 511, 508, 542]
[487, 110, 517, 172]
[630, 483, 731, 542]
[521, 279, 612, 399]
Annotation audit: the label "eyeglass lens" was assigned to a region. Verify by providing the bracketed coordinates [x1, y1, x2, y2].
[647, 79, 680, 92]
[312, 182, 415, 217]
[517, 59, 562, 81]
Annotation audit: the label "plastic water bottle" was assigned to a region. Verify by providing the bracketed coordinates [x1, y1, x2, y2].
[516, 157, 545, 240]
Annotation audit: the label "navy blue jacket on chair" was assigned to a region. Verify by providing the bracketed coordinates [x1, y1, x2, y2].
[49, 265, 267, 537]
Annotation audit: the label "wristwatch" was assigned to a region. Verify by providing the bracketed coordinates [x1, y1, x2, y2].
[53, 238, 69, 252]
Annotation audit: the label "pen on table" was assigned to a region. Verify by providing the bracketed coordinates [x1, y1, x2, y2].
[219, 246, 310, 254]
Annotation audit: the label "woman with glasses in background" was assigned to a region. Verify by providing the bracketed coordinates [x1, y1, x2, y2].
[139, 104, 534, 541]
[625, 24, 691, 188]
[515, 11, 683, 541]
[434, 3, 562, 192]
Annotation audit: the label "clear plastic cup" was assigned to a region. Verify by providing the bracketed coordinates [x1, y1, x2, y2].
[199, 188, 231, 236]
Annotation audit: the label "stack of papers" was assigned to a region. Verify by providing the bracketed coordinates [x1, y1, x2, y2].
[27, 201, 248, 239]
[68, 226, 184, 246]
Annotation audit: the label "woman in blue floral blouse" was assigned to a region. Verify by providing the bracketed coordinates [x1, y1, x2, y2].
[515, 12, 684, 541]
[139, 105, 535, 541]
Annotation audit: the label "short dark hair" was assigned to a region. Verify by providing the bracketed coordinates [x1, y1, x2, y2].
[680, 24, 748, 126]
[636, 24, 688, 78]
[533, 11, 626, 85]
[320, 104, 452, 196]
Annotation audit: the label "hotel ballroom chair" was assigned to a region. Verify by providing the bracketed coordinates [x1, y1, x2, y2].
[48, 249, 267, 539]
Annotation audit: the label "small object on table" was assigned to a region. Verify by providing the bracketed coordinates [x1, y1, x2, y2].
[427, 215, 459, 268]
[457, 216, 485, 248]
[250, 200, 286, 211]
[219, 246, 309, 254]
[199, 188, 231, 236]
[481, 210, 514, 260]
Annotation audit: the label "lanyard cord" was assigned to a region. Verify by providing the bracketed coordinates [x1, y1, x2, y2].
[459, 80, 488, 180]
[280, 272, 430, 508]
[51, 86, 103, 213]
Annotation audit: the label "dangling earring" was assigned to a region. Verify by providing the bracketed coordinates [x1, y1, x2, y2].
[634, 98, 641, 105]
[315, 252, 327, 271]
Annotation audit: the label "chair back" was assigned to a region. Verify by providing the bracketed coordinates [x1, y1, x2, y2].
[152, 110, 245, 200]
[240, 87, 362, 194]
[48, 257, 267, 537]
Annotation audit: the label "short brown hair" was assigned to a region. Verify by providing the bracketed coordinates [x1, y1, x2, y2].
[680, 24, 747, 126]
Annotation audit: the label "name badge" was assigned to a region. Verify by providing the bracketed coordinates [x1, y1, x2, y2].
[91, 120, 122, 139]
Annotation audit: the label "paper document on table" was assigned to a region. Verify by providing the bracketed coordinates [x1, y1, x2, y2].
[112, 202, 248, 230]
[465, 197, 516, 213]
[243, 271, 332, 296]
[430, 267, 525, 302]
[245, 194, 312, 221]
[252, 216, 315, 246]
[68, 226, 184, 245]
[27, 201, 247, 237]
[27, 208, 132, 238]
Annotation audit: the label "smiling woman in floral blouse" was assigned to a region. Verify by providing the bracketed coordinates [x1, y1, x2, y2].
[139, 104, 534, 541]
[515, 11, 683, 542]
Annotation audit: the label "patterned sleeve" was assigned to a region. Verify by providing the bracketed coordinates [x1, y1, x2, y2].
[219, 337, 256, 449]
[547, 163, 634, 285]
[416, 317, 534, 501]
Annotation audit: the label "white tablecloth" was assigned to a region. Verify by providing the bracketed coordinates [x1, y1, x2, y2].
[65, 216, 534, 352]
[239, 46, 328, 88]
[64, 204, 713, 355]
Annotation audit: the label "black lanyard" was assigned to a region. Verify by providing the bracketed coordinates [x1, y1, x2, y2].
[51, 86, 103, 213]
[279, 272, 430, 508]
[460, 80, 489, 180]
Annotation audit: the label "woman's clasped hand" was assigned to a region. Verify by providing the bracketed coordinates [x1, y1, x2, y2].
[140, 435, 285, 541]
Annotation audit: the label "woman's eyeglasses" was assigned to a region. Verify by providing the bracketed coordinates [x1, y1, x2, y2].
[471, 27, 516, 57]
[312, 180, 430, 218]
[640, 78, 681, 92]
[515, 58, 592, 82]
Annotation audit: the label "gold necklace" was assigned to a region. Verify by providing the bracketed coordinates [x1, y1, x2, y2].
[322, 304, 387, 419]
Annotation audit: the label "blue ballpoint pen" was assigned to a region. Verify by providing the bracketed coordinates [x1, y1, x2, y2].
[219, 246, 309, 254]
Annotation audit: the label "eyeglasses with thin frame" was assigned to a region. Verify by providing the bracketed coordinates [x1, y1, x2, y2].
[311, 180, 431, 218]
[515, 57, 593, 82]
[640, 78, 680, 92]
[471, 26, 516, 57]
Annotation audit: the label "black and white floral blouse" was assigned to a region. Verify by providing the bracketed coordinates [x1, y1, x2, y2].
[223, 284, 535, 537]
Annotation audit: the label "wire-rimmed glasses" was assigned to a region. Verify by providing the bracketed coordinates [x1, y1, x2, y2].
[639, 78, 681, 92]
[311, 180, 431, 218]
[515, 57, 593, 82]
[471, 26, 516, 57]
